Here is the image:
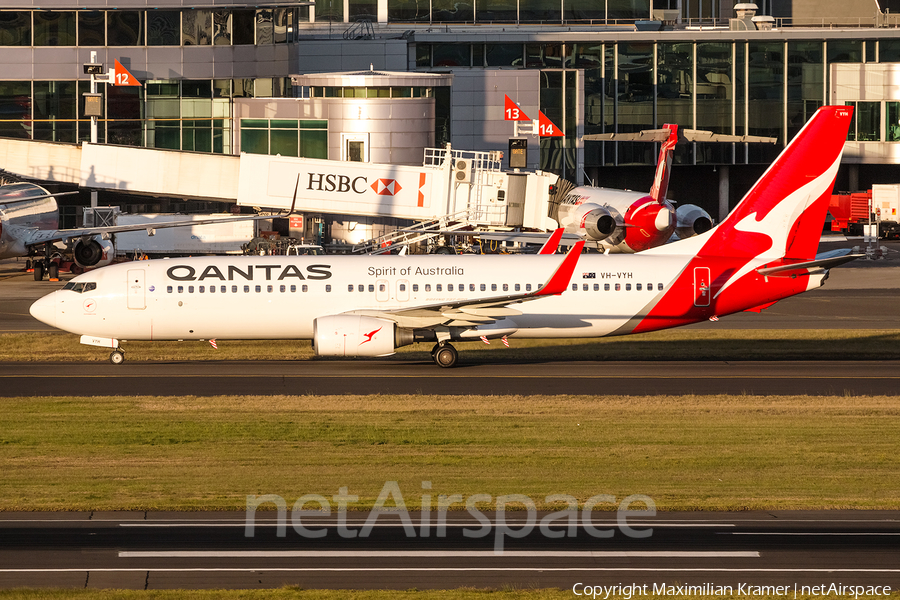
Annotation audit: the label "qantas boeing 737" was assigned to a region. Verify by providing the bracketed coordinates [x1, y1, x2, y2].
[30, 106, 859, 368]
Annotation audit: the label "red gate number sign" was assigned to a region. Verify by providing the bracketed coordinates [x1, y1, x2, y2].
[113, 60, 142, 87]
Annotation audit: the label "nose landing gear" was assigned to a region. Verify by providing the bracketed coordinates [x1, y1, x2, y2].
[109, 349, 125, 365]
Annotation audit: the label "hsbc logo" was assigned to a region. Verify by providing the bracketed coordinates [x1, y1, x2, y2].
[371, 178, 402, 196]
[307, 173, 368, 194]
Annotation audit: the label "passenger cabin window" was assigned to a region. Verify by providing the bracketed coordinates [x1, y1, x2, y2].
[448, 284, 454, 292]
[412, 284, 419, 292]
[348, 285, 354, 292]
[290, 285, 296, 292]
[167, 286, 173, 293]
[626, 284, 631, 291]
[302, 285, 308, 292]
[593, 284, 599, 291]
[636, 284, 642, 291]
[526, 284, 531, 292]
[491, 284, 497, 292]
[326, 285, 331, 292]
[583, 284, 588, 291]
[515, 284, 520, 292]
[232, 285, 238, 293]
[425, 284, 431, 292]
[368, 284, 374, 292]
[178, 286, 184, 293]
[436, 284, 442, 291]
[358, 285, 363, 292]
[658, 283, 664, 291]
[605, 283, 610, 291]
[243, 285, 250, 293]
[615, 284, 621, 291]
[571, 283, 577, 291]
[399, 283, 406, 292]
[480, 284, 486, 292]
[470, 284, 475, 292]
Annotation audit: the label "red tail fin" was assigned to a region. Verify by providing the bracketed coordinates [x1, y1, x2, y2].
[649, 124, 678, 204]
[698, 106, 852, 262]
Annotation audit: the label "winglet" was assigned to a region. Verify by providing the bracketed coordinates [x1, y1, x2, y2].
[537, 228, 565, 255]
[649, 124, 678, 204]
[535, 240, 585, 296]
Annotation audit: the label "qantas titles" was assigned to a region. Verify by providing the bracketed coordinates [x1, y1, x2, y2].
[166, 264, 332, 282]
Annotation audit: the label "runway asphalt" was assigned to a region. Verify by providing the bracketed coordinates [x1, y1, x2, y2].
[1, 511, 898, 590]
[1, 359, 898, 395]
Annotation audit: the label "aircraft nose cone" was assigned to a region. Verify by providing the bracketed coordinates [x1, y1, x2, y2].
[29, 293, 56, 328]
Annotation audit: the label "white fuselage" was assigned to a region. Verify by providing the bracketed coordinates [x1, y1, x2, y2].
[32, 252, 702, 342]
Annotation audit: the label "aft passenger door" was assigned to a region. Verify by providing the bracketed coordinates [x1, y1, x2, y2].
[127, 269, 146, 309]
[693, 267, 710, 307]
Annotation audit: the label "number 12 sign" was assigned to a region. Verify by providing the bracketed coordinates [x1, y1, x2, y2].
[113, 59, 142, 87]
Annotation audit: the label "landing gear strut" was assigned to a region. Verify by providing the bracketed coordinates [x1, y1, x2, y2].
[109, 349, 125, 365]
[431, 342, 458, 368]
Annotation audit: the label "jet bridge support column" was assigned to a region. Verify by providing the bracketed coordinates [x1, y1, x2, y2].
[718, 165, 730, 223]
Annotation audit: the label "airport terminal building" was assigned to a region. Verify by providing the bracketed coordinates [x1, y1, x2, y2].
[3, 0, 900, 223]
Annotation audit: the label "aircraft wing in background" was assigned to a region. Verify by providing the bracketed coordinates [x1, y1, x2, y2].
[21, 213, 273, 249]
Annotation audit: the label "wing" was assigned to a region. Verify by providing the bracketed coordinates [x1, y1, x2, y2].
[0, 191, 79, 205]
[21, 214, 271, 249]
[346, 241, 585, 329]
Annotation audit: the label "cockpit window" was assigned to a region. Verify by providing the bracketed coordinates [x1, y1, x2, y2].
[62, 282, 96, 293]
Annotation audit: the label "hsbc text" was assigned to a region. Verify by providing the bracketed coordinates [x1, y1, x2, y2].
[307, 173, 367, 194]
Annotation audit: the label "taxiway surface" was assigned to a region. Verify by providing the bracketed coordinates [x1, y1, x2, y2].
[1, 511, 898, 590]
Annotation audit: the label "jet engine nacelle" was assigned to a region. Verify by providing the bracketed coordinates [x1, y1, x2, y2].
[674, 204, 713, 240]
[72, 238, 114, 268]
[313, 315, 413, 358]
[579, 205, 618, 241]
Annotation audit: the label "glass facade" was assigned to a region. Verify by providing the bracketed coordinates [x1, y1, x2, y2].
[239, 119, 327, 158]
[414, 37, 900, 172]
[0, 78, 291, 151]
[0, 8, 301, 46]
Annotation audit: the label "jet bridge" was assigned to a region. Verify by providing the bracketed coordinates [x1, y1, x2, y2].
[235, 147, 557, 234]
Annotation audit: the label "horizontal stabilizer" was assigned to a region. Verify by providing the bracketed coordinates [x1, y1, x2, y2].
[756, 250, 863, 277]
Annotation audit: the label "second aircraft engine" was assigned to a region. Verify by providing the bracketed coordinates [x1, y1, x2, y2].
[72, 238, 115, 268]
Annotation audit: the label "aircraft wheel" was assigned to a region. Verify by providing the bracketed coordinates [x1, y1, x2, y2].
[33, 262, 44, 281]
[109, 350, 125, 365]
[47, 263, 59, 280]
[433, 344, 458, 368]
[25, 259, 32, 271]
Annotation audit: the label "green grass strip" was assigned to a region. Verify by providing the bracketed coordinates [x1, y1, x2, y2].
[1, 395, 898, 512]
[3, 330, 900, 362]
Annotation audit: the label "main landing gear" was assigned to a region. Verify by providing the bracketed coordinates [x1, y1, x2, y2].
[431, 342, 458, 368]
[109, 349, 126, 365]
